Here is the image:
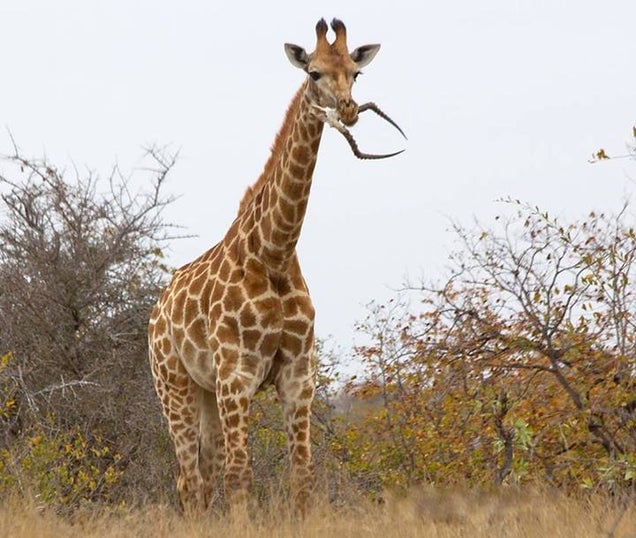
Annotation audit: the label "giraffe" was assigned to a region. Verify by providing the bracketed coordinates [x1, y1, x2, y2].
[148, 18, 397, 515]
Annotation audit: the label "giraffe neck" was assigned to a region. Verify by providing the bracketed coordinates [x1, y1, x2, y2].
[238, 82, 324, 272]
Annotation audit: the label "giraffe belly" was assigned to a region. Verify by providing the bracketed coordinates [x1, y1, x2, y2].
[176, 309, 284, 394]
[179, 346, 218, 392]
[180, 344, 281, 394]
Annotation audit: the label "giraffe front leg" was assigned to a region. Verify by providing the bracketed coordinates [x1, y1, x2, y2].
[199, 389, 225, 508]
[216, 373, 256, 513]
[276, 352, 316, 515]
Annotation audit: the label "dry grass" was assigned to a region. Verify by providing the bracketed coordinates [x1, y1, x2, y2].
[1, 487, 634, 538]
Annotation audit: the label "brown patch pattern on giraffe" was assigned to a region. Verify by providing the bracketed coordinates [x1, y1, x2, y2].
[148, 17, 384, 515]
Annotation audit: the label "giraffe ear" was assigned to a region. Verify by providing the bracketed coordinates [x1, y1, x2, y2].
[350, 44, 381, 68]
[284, 43, 310, 70]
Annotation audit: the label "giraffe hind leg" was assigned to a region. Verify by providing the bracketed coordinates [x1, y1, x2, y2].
[150, 344, 206, 515]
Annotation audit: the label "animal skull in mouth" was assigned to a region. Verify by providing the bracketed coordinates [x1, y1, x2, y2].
[313, 101, 407, 160]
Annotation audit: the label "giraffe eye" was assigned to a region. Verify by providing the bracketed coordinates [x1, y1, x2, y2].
[309, 71, 321, 81]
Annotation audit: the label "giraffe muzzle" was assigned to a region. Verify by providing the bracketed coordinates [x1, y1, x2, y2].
[338, 98, 359, 127]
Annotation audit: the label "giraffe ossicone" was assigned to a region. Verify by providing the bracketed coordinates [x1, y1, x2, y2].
[148, 17, 401, 515]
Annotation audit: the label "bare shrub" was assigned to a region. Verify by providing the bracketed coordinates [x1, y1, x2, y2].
[0, 145, 179, 506]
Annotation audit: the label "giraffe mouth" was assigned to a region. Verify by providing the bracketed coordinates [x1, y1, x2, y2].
[313, 103, 407, 160]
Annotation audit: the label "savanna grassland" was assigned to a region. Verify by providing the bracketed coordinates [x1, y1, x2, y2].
[2, 154, 636, 537]
[1, 488, 635, 538]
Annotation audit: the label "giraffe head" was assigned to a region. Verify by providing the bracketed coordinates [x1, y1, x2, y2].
[284, 18, 380, 127]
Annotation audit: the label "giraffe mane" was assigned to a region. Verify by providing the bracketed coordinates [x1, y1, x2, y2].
[236, 82, 307, 216]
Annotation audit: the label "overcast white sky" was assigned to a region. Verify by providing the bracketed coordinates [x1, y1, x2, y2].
[2, 1, 635, 358]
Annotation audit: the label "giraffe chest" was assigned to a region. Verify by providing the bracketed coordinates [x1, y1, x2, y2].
[170, 262, 314, 392]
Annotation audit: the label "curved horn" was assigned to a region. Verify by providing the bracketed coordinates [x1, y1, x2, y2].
[358, 102, 408, 140]
[332, 122, 405, 160]
[331, 18, 348, 53]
